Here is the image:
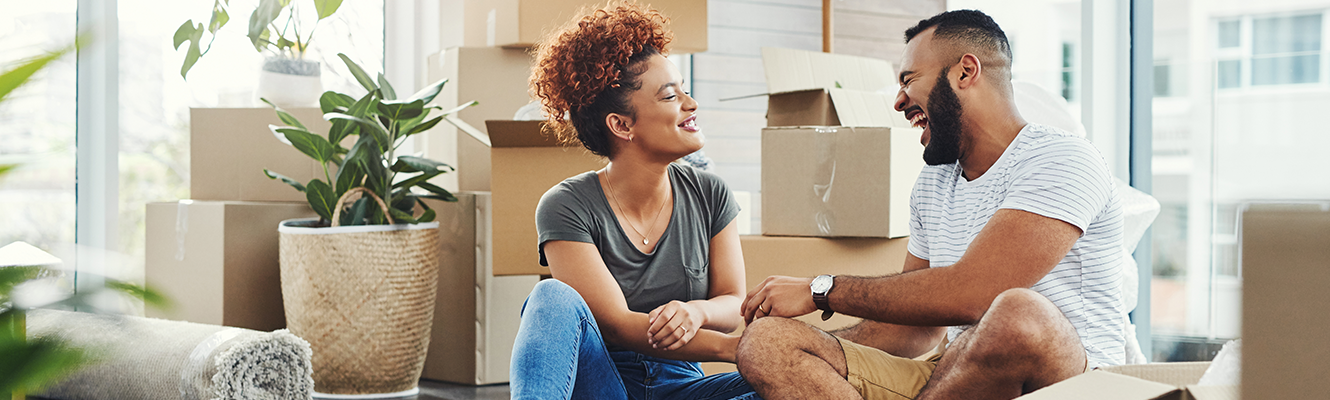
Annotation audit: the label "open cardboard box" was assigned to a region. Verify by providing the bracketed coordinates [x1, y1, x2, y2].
[462, 0, 708, 54]
[425, 46, 536, 192]
[1017, 362, 1236, 400]
[481, 120, 607, 276]
[761, 47, 911, 128]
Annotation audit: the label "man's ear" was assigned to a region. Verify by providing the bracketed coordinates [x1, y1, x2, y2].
[956, 53, 983, 90]
[605, 112, 634, 142]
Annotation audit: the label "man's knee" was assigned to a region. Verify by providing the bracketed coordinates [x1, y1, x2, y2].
[737, 318, 821, 376]
[970, 288, 1077, 358]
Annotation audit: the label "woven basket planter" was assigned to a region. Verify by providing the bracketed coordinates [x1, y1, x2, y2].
[278, 213, 440, 398]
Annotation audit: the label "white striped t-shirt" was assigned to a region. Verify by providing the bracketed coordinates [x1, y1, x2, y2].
[907, 123, 1125, 368]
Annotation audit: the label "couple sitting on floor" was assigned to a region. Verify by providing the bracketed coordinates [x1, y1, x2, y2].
[510, 4, 1125, 400]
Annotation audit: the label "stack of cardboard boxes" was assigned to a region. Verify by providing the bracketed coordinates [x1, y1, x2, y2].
[416, 0, 712, 385]
[699, 48, 928, 375]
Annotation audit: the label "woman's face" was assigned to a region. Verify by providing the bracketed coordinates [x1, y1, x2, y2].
[623, 54, 702, 160]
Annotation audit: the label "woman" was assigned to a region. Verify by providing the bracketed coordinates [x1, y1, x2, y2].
[509, 2, 757, 400]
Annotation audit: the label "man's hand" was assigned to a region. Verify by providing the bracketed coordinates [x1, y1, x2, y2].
[742, 275, 817, 324]
[647, 300, 704, 350]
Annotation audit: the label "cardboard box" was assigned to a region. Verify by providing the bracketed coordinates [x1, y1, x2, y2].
[761, 126, 924, 238]
[424, 47, 537, 192]
[463, 0, 708, 54]
[761, 47, 910, 128]
[1241, 202, 1330, 400]
[145, 201, 316, 331]
[701, 235, 909, 375]
[1017, 362, 1236, 399]
[484, 120, 608, 276]
[423, 192, 540, 385]
[190, 108, 331, 202]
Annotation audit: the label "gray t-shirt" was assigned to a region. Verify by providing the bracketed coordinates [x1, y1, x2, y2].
[536, 163, 740, 315]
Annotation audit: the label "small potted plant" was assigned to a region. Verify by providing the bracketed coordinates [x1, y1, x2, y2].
[174, 0, 344, 106]
[263, 53, 475, 398]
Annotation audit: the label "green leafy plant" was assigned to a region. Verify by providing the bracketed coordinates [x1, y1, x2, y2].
[173, 0, 345, 78]
[2, 42, 169, 398]
[262, 53, 476, 227]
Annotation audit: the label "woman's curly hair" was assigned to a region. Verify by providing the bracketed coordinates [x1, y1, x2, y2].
[530, 1, 673, 158]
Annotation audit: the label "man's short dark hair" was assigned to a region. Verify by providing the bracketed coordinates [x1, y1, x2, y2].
[905, 9, 1013, 88]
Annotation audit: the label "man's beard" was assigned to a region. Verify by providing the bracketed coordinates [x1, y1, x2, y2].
[922, 67, 964, 166]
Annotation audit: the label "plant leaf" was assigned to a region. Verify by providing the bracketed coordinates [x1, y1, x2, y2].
[207, 1, 230, 33]
[377, 72, 396, 100]
[406, 78, 447, 104]
[172, 20, 196, 49]
[439, 100, 479, 116]
[338, 53, 377, 93]
[277, 128, 334, 164]
[392, 155, 452, 173]
[343, 197, 369, 226]
[418, 182, 458, 202]
[376, 99, 423, 121]
[333, 161, 360, 195]
[180, 23, 205, 78]
[404, 115, 444, 136]
[388, 207, 418, 224]
[0, 335, 90, 394]
[305, 179, 336, 221]
[261, 98, 307, 130]
[105, 281, 171, 309]
[313, 0, 344, 20]
[417, 208, 436, 223]
[319, 91, 355, 114]
[263, 169, 306, 192]
[248, 0, 283, 49]
[392, 171, 442, 190]
[325, 113, 390, 154]
[0, 48, 70, 103]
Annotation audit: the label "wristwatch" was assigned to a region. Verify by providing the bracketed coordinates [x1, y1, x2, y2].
[810, 274, 835, 321]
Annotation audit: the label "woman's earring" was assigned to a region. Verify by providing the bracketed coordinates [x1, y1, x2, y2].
[628, 135, 634, 142]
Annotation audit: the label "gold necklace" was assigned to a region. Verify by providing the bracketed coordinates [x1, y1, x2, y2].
[604, 168, 669, 246]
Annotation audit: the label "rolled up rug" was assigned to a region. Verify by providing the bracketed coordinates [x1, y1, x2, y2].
[26, 309, 314, 400]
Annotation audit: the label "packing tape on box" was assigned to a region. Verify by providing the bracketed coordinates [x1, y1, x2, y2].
[812, 127, 839, 235]
[175, 200, 193, 261]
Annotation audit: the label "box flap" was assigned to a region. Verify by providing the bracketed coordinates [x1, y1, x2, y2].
[761, 47, 896, 94]
[1016, 370, 1179, 400]
[1102, 362, 1210, 387]
[826, 88, 911, 127]
[1184, 385, 1239, 400]
[483, 120, 571, 148]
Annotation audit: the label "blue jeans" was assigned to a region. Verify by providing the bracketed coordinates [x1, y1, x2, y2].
[511, 279, 760, 400]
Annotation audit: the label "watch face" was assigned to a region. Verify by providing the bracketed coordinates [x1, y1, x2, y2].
[811, 275, 833, 293]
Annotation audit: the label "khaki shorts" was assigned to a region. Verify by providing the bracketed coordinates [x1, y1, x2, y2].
[836, 337, 943, 400]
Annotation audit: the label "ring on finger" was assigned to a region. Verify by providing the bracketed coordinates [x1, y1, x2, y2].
[758, 305, 767, 313]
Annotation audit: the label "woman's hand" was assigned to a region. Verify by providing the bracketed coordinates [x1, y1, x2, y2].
[647, 300, 705, 350]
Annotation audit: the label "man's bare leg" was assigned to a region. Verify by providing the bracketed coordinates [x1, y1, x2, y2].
[736, 318, 861, 400]
[918, 288, 1087, 400]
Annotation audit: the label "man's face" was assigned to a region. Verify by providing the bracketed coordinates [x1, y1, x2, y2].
[895, 29, 965, 166]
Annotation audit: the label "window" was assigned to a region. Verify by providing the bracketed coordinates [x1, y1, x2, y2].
[1151, 2, 1330, 361]
[1062, 42, 1075, 101]
[1214, 12, 1324, 89]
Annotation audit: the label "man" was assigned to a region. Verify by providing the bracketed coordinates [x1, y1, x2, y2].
[735, 9, 1124, 400]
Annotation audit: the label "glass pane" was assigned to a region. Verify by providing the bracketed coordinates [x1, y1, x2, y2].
[1217, 60, 1241, 88]
[1252, 14, 1321, 55]
[1218, 20, 1241, 48]
[1152, 0, 1330, 361]
[0, 3, 78, 261]
[1251, 54, 1320, 85]
[1154, 64, 1171, 96]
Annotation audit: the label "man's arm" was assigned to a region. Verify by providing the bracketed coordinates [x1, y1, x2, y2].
[742, 208, 1081, 327]
[829, 254, 946, 359]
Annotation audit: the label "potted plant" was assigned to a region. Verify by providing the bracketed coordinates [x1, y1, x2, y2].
[174, 0, 344, 106]
[262, 53, 475, 398]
